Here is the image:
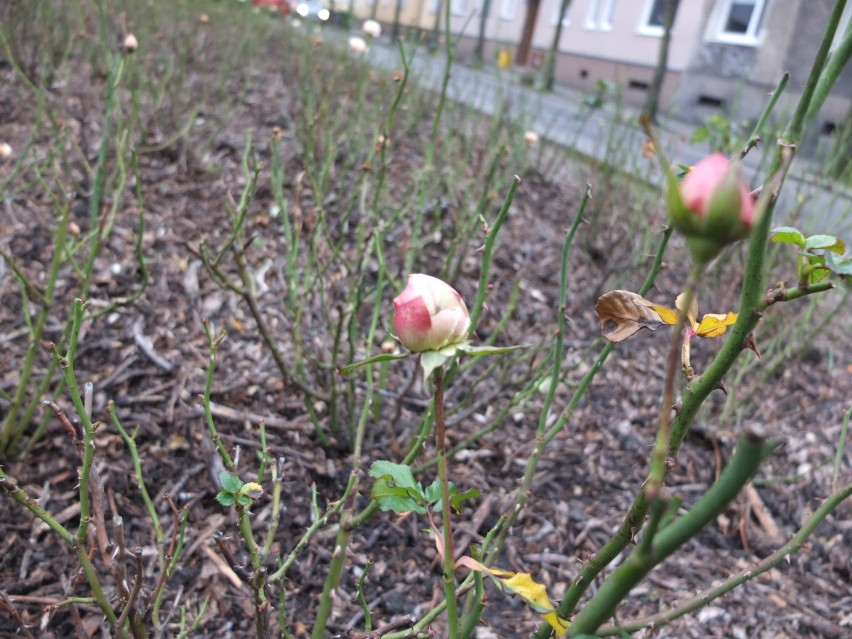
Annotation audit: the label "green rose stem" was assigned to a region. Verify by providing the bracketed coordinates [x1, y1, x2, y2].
[433, 366, 460, 639]
[310, 263, 384, 638]
[486, 222, 673, 572]
[648, 262, 703, 494]
[594, 478, 852, 635]
[0, 465, 117, 630]
[568, 431, 778, 635]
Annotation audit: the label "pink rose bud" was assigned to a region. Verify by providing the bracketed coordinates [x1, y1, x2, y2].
[667, 152, 757, 264]
[393, 274, 471, 353]
[122, 33, 139, 54]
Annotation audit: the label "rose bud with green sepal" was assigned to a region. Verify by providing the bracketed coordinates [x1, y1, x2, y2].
[393, 274, 471, 353]
[666, 152, 756, 265]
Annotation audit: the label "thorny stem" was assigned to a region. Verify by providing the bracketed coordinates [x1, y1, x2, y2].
[648, 263, 703, 493]
[201, 319, 233, 469]
[568, 432, 778, 635]
[0, 200, 70, 454]
[595, 480, 852, 635]
[488, 225, 673, 570]
[309, 242, 383, 638]
[0, 468, 117, 626]
[485, 184, 591, 563]
[433, 367, 459, 638]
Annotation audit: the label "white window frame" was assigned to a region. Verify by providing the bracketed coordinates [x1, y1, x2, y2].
[585, 0, 616, 31]
[450, 0, 466, 15]
[500, 0, 517, 21]
[712, 0, 767, 46]
[637, 0, 678, 37]
[552, 0, 571, 27]
[830, 3, 852, 52]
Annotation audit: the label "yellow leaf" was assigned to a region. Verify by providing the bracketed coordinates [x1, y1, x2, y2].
[594, 290, 666, 343]
[650, 304, 679, 326]
[454, 558, 568, 633]
[239, 482, 264, 499]
[544, 612, 569, 635]
[675, 293, 698, 327]
[695, 312, 737, 338]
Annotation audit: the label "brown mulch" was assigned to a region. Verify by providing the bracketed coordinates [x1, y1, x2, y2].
[1, 5, 850, 639]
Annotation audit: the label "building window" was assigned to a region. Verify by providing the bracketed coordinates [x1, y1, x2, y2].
[500, 0, 517, 20]
[552, 0, 571, 26]
[585, 0, 616, 31]
[638, 0, 679, 36]
[830, 3, 852, 52]
[714, 0, 767, 45]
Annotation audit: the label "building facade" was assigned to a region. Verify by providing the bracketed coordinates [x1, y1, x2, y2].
[351, 0, 851, 133]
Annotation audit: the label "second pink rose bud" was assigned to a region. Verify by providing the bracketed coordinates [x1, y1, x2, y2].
[666, 152, 757, 265]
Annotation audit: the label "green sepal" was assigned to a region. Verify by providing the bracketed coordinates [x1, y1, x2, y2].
[456, 343, 527, 357]
[420, 348, 453, 387]
[338, 352, 409, 376]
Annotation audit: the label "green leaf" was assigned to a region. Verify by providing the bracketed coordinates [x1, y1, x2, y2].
[450, 487, 481, 512]
[370, 477, 426, 514]
[218, 471, 242, 493]
[689, 127, 710, 144]
[804, 234, 845, 254]
[338, 352, 409, 376]
[424, 480, 456, 513]
[236, 494, 251, 507]
[424, 480, 442, 505]
[369, 461, 422, 494]
[423, 481, 480, 513]
[825, 252, 852, 276]
[770, 226, 806, 247]
[216, 492, 236, 507]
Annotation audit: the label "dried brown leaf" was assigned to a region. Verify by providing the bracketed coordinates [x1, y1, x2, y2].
[595, 290, 665, 343]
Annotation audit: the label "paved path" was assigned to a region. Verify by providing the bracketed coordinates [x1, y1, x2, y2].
[338, 28, 851, 234]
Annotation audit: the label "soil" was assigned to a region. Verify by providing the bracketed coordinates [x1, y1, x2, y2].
[1, 5, 850, 639]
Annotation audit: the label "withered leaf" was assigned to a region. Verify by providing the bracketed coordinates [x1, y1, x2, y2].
[594, 290, 665, 343]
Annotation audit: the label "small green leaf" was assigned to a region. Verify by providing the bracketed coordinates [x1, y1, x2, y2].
[370, 477, 426, 514]
[804, 234, 845, 254]
[770, 226, 806, 247]
[369, 461, 422, 494]
[216, 492, 236, 507]
[338, 352, 410, 376]
[424, 480, 442, 505]
[825, 252, 852, 276]
[236, 494, 252, 507]
[806, 267, 831, 285]
[218, 471, 242, 493]
[450, 487, 481, 512]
